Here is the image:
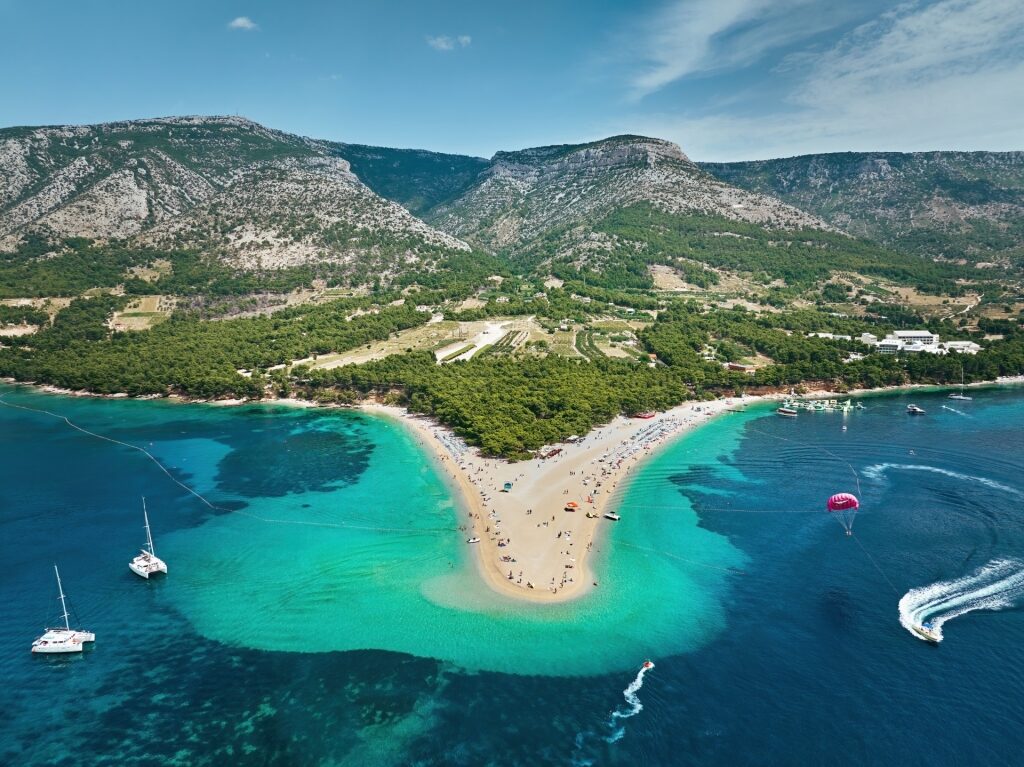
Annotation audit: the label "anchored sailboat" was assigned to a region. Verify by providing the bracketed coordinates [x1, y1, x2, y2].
[129, 498, 167, 579]
[948, 366, 972, 401]
[31, 565, 95, 654]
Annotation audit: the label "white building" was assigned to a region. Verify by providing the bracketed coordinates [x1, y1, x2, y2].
[807, 332, 852, 341]
[877, 338, 904, 355]
[941, 340, 982, 355]
[894, 330, 939, 346]
[866, 329, 979, 356]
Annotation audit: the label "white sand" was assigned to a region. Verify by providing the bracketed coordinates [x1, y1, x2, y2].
[364, 397, 751, 603]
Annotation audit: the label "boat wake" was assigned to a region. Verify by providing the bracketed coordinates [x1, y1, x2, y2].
[571, 661, 656, 765]
[606, 661, 655, 743]
[899, 559, 1024, 642]
[862, 463, 1021, 497]
[940, 405, 970, 416]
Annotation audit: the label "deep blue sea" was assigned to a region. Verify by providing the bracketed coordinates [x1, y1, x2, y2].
[2, 384, 1023, 766]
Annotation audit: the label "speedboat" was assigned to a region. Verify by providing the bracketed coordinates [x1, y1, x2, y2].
[603, 512, 621, 521]
[907, 404, 926, 415]
[32, 565, 95, 654]
[642, 660, 654, 669]
[466, 537, 481, 544]
[911, 621, 940, 643]
[776, 407, 798, 418]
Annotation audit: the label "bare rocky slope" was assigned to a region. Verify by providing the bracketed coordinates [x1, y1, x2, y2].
[0, 116, 469, 276]
[425, 135, 833, 256]
[701, 152, 1024, 264]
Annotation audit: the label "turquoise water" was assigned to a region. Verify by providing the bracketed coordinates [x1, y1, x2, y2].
[3, 384, 1024, 765]
[0, 386, 741, 680]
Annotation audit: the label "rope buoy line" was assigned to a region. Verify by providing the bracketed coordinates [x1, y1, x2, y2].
[617, 542, 745, 574]
[1, 392, 902, 588]
[0, 395, 453, 536]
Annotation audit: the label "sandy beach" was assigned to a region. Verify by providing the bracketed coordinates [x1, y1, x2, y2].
[364, 396, 750, 603]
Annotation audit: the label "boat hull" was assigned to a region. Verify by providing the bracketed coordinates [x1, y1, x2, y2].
[129, 553, 167, 579]
[910, 625, 940, 644]
[31, 629, 95, 653]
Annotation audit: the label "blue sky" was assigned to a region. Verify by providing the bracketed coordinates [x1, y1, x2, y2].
[1, 0, 1022, 160]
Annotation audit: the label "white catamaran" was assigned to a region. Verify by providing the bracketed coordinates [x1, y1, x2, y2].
[31, 565, 95, 654]
[129, 498, 167, 579]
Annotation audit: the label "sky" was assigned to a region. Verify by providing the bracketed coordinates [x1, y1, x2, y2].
[1, 0, 1022, 160]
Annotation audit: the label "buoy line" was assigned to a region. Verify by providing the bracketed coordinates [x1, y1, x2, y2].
[617, 541, 745, 574]
[0, 394, 454, 536]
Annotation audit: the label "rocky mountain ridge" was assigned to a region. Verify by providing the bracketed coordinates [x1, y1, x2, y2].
[426, 135, 832, 255]
[701, 151, 1024, 263]
[0, 116, 469, 276]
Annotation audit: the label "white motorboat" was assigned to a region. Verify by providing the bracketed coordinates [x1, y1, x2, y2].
[31, 565, 95, 654]
[776, 407, 798, 418]
[466, 537, 481, 544]
[907, 404, 926, 415]
[603, 512, 621, 521]
[129, 498, 167, 579]
[911, 621, 940, 644]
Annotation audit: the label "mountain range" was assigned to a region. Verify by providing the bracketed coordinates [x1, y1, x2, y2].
[1, 115, 1021, 291]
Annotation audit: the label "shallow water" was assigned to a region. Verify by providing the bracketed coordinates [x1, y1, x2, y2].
[2, 385, 1023, 765]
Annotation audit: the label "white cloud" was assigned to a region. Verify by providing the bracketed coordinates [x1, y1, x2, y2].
[615, 0, 1024, 158]
[624, 0, 841, 99]
[426, 34, 472, 52]
[228, 16, 258, 31]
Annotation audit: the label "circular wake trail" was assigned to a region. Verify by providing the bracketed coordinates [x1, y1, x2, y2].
[899, 559, 1024, 642]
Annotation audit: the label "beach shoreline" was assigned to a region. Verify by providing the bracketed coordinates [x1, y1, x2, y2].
[362, 397, 749, 603]
[5, 374, 1024, 603]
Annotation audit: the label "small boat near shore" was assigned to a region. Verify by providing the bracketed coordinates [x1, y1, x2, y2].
[604, 512, 621, 521]
[466, 537, 480, 544]
[31, 565, 95, 654]
[776, 406, 798, 418]
[949, 367, 972, 401]
[907, 404, 926, 415]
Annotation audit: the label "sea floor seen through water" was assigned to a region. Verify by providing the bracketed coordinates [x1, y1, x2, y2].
[2, 385, 1024, 765]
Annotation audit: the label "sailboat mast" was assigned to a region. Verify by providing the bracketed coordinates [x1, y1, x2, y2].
[143, 497, 155, 556]
[54, 564, 70, 631]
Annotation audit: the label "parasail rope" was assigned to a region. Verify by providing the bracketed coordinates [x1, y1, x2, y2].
[851, 533, 900, 595]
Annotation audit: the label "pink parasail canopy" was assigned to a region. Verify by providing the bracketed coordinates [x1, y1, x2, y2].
[827, 493, 859, 512]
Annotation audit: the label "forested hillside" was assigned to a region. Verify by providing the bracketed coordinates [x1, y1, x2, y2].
[324, 142, 487, 215]
[2, 116, 1022, 459]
